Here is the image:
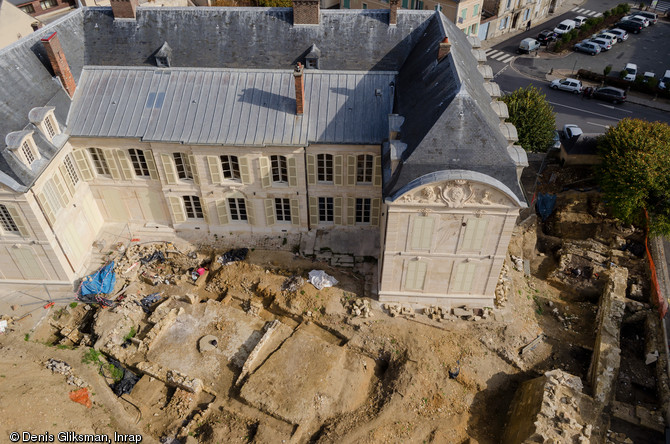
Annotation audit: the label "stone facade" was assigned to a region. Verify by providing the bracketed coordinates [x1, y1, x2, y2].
[480, 0, 561, 40]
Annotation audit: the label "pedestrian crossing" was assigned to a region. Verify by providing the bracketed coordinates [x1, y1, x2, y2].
[484, 49, 516, 64]
[571, 7, 603, 17]
[649, 0, 670, 12]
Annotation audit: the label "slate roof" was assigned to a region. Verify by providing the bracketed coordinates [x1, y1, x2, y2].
[67, 67, 395, 146]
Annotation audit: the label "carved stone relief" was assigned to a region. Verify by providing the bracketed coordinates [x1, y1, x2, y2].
[396, 180, 512, 208]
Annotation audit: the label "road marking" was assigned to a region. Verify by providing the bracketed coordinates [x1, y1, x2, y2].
[598, 104, 632, 113]
[493, 65, 509, 79]
[493, 53, 509, 61]
[595, 12, 603, 17]
[587, 122, 611, 129]
[587, 11, 598, 16]
[547, 100, 624, 120]
[485, 49, 498, 55]
[500, 55, 515, 63]
[572, 7, 580, 11]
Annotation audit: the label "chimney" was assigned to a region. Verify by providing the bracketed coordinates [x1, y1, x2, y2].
[41, 32, 76, 98]
[438, 37, 451, 61]
[293, 63, 305, 115]
[292, 0, 320, 25]
[110, 0, 139, 20]
[389, 0, 399, 26]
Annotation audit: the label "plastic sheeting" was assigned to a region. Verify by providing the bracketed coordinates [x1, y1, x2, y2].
[536, 193, 557, 221]
[308, 270, 339, 290]
[80, 262, 116, 296]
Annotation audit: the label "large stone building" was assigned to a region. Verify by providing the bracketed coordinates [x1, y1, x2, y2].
[0, 1, 527, 308]
[0, 0, 39, 48]
[479, 0, 561, 41]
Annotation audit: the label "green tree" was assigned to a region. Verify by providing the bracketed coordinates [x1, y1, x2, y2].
[501, 86, 556, 153]
[597, 118, 670, 235]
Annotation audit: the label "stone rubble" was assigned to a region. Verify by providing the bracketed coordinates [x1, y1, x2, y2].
[344, 298, 373, 318]
[45, 359, 87, 387]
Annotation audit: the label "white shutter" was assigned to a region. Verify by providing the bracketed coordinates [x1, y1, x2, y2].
[461, 218, 489, 251]
[306, 154, 316, 185]
[144, 149, 159, 180]
[347, 197, 355, 225]
[452, 262, 476, 292]
[216, 199, 229, 225]
[411, 216, 435, 250]
[207, 156, 222, 184]
[58, 164, 75, 196]
[309, 196, 319, 226]
[405, 261, 427, 291]
[72, 150, 93, 181]
[334, 197, 343, 225]
[290, 198, 300, 226]
[161, 154, 178, 185]
[189, 154, 200, 186]
[103, 150, 121, 180]
[259, 157, 271, 188]
[52, 174, 69, 207]
[264, 199, 275, 226]
[373, 155, 382, 187]
[239, 157, 251, 184]
[472, 218, 489, 250]
[288, 156, 298, 187]
[334, 155, 343, 186]
[371, 198, 381, 226]
[6, 204, 30, 237]
[116, 150, 134, 180]
[246, 199, 256, 226]
[168, 196, 185, 224]
[346, 155, 356, 186]
[36, 192, 55, 225]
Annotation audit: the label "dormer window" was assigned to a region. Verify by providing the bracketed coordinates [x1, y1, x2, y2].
[28, 107, 60, 142]
[154, 42, 172, 68]
[5, 130, 41, 168]
[21, 141, 36, 165]
[305, 44, 321, 70]
[44, 116, 56, 139]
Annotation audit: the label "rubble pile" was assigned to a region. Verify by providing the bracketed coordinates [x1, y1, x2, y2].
[45, 359, 87, 387]
[495, 261, 511, 307]
[281, 275, 305, 293]
[344, 298, 373, 318]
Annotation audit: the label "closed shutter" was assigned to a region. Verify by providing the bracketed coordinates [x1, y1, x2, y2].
[290, 198, 300, 226]
[370, 198, 381, 226]
[52, 174, 69, 207]
[405, 261, 427, 290]
[288, 156, 298, 187]
[216, 199, 229, 225]
[103, 150, 121, 180]
[239, 157, 251, 184]
[347, 197, 355, 225]
[264, 199, 275, 226]
[189, 154, 200, 185]
[161, 154, 178, 185]
[36, 192, 55, 225]
[207, 156, 222, 184]
[452, 262, 477, 292]
[72, 150, 93, 181]
[259, 157, 271, 188]
[334, 197, 343, 225]
[333, 155, 344, 186]
[373, 155, 382, 187]
[117, 150, 134, 180]
[346, 155, 356, 186]
[309, 197, 318, 226]
[58, 165, 75, 196]
[145, 149, 159, 180]
[306, 154, 316, 185]
[6, 204, 30, 237]
[246, 199, 256, 226]
[461, 218, 489, 251]
[411, 216, 435, 250]
[168, 196, 185, 224]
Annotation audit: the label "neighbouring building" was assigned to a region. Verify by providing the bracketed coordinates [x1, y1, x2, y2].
[0, 0, 39, 48]
[478, 0, 561, 41]
[9, 0, 74, 17]
[0, 1, 527, 308]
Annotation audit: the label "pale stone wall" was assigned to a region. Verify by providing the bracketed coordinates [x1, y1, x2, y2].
[484, 0, 555, 40]
[0, 2, 36, 50]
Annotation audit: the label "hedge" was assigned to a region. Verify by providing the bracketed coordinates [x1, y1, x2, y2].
[552, 3, 630, 52]
[576, 68, 670, 99]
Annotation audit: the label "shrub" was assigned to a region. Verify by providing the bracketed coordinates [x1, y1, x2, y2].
[501, 86, 556, 153]
[603, 10, 611, 17]
[604, 65, 612, 77]
[620, 69, 628, 79]
[648, 77, 659, 88]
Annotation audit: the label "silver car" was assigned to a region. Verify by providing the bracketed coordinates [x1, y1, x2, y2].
[550, 78, 583, 94]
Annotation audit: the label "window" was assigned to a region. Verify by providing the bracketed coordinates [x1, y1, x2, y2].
[88, 148, 110, 176]
[500, 17, 508, 29]
[270, 155, 288, 184]
[473, 4, 479, 16]
[405, 261, 427, 291]
[0, 205, 19, 233]
[402, 0, 408, 7]
[317, 154, 333, 182]
[39, 0, 57, 9]
[318, 197, 334, 222]
[472, 23, 478, 34]
[20, 4, 35, 13]
[228, 198, 247, 221]
[64, 155, 79, 186]
[220, 155, 240, 180]
[343, 0, 349, 8]
[523, 9, 530, 20]
[355, 198, 371, 224]
[173, 153, 193, 180]
[274, 198, 291, 222]
[44, 117, 56, 139]
[43, 180, 63, 214]
[461, 8, 467, 20]
[434, 4, 442, 11]
[356, 155, 373, 184]
[129, 149, 150, 177]
[21, 141, 35, 165]
[183, 196, 203, 219]
[411, 216, 435, 250]
[460, 217, 489, 251]
[505, 0, 511, 9]
[362, 2, 367, 8]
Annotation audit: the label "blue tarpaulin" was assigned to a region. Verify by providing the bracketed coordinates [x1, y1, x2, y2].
[536, 193, 557, 221]
[80, 262, 116, 296]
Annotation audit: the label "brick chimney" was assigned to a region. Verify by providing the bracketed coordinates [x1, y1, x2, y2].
[438, 37, 451, 61]
[110, 0, 139, 20]
[293, 63, 305, 115]
[293, 0, 320, 25]
[389, 0, 399, 26]
[41, 32, 76, 98]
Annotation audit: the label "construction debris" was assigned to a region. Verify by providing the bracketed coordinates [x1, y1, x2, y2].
[308, 270, 338, 290]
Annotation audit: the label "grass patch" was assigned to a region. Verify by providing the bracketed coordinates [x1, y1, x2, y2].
[69, 302, 78, 309]
[124, 326, 137, 341]
[24, 333, 30, 342]
[82, 348, 123, 382]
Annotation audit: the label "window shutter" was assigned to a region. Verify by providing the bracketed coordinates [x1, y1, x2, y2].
[160, 154, 178, 185]
[116, 150, 134, 181]
[168, 196, 185, 224]
[463, 263, 476, 292]
[306, 154, 316, 185]
[6, 204, 30, 237]
[405, 261, 427, 290]
[52, 174, 69, 207]
[239, 157, 251, 184]
[334, 197, 343, 225]
[346, 155, 356, 186]
[411, 216, 435, 250]
[246, 199, 256, 226]
[472, 218, 489, 250]
[144, 149, 159, 180]
[207, 156, 222, 184]
[259, 157, 271, 188]
[58, 164, 75, 196]
[290, 198, 300, 226]
[103, 150, 121, 180]
[452, 262, 476, 292]
[347, 197, 355, 225]
[264, 199, 275, 226]
[369, 198, 380, 226]
[216, 199, 229, 225]
[333, 155, 343, 186]
[461, 217, 488, 251]
[309, 197, 319, 226]
[189, 154, 200, 185]
[201, 199, 210, 224]
[72, 150, 93, 181]
[36, 192, 55, 225]
[288, 156, 298, 187]
[373, 155, 382, 187]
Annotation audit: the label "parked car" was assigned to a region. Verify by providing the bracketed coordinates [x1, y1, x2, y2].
[615, 20, 643, 34]
[623, 63, 637, 81]
[590, 86, 627, 104]
[660, 69, 670, 90]
[573, 16, 588, 27]
[550, 78, 583, 94]
[537, 29, 558, 45]
[554, 19, 577, 35]
[634, 10, 658, 25]
[595, 33, 617, 46]
[589, 38, 612, 51]
[643, 72, 655, 83]
[518, 38, 541, 54]
[607, 28, 629, 42]
[623, 15, 650, 27]
[573, 40, 601, 55]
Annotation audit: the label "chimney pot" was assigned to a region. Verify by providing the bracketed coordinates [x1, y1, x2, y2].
[293, 63, 305, 115]
[389, 0, 399, 26]
[41, 32, 76, 98]
[111, 0, 139, 20]
[438, 37, 451, 61]
[292, 0, 320, 25]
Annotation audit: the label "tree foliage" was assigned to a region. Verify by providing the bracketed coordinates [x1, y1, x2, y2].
[597, 118, 670, 235]
[501, 86, 556, 153]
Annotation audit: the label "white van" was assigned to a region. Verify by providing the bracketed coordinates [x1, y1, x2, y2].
[554, 19, 576, 35]
[660, 70, 670, 90]
[518, 38, 541, 54]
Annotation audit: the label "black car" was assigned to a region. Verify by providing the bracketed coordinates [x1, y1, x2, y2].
[537, 29, 558, 45]
[615, 20, 643, 34]
[590, 86, 627, 104]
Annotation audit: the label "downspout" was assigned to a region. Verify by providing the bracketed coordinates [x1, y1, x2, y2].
[30, 189, 76, 274]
